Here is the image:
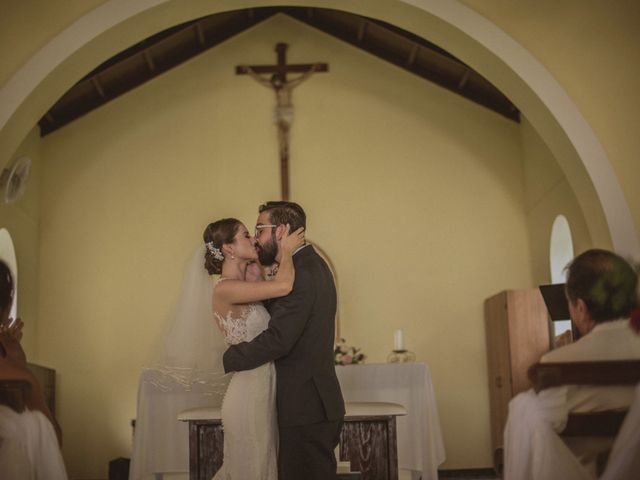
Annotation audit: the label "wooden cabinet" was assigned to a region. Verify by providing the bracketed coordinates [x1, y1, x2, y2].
[484, 289, 551, 467]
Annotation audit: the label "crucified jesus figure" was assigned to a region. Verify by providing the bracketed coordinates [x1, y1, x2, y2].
[244, 65, 320, 128]
[242, 65, 321, 192]
[236, 43, 328, 200]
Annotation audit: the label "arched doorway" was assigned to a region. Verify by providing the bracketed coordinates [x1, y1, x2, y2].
[0, 0, 637, 256]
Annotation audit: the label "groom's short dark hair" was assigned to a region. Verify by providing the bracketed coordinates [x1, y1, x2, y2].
[259, 201, 306, 232]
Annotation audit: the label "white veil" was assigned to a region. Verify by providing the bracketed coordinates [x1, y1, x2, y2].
[146, 244, 228, 391]
[129, 245, 230, 480]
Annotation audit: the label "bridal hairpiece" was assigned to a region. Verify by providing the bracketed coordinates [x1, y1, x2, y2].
[205, 242, 224, 261]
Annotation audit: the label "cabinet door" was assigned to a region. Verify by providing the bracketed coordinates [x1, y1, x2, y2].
[485, 289, 550, 457]
[485, 292, 513, 453]
[506, 289, 550, 396]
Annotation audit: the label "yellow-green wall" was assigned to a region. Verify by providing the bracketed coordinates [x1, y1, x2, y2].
[461, 0, 640, 250]
[38, 15, 532, 476]
[0, 127, 42, 356]
[0, 0, 105, 87]
[521, 117, 592, 286]
[1, 0, 638, 478]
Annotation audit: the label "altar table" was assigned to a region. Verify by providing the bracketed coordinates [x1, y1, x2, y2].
[179, 402, 407, 480]
[130, 363, 444, 480]
[335, 362, 446, 480]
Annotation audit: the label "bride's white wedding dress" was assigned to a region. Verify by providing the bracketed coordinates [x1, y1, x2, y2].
[213, 292, 278, 480]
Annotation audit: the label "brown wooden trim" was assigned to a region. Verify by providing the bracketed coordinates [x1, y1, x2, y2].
[563, 411, 628, 437]
[345, 414, 396, 422]
[529, 360, 640, 392]
[0, 380, 29, 412]
[235, 63, 329, 75]
[39, 6, 520, 136]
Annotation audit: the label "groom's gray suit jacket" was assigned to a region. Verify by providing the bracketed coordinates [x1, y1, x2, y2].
[223, 245, 345, 427]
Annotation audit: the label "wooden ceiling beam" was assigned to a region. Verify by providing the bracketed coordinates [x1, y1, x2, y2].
[143, 50, 156, 73]
[195, 22, 206, 47]
[357, 20, 368, 43]
[458, 69, 470, 90]
[284, 7, 519, 122]
[38, 6, 519, 136]
[407, 44, 419, 66]
[91, 76, 106, 98]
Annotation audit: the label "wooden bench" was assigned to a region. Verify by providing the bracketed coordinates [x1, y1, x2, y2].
[528, 359, 640, 475]
[529, 360, 640, 437]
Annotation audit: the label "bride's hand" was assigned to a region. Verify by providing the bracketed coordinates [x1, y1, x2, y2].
[280, 225, 305, 255]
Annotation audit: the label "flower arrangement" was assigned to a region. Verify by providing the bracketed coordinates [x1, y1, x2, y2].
[334, 338, 366, 365]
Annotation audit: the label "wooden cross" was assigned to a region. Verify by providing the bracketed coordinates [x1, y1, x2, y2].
[236, 43, 328, 200]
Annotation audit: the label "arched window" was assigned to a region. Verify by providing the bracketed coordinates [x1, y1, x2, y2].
[0, 228, 17, 319]
[549, 215, 574, 337]
[550, 215, 574, 284]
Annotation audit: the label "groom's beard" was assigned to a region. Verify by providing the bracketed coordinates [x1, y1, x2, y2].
[257, 232, 278, 266]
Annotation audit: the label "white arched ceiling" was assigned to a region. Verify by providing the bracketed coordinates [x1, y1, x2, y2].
[0, 0, 637, 257]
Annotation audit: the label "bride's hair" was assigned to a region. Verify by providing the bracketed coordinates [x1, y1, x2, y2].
[203, 218, 241, 275]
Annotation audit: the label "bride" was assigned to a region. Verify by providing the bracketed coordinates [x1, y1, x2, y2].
[202, 217, 304, 480]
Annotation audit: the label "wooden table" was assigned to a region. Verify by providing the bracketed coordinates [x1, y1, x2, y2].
[178, 402, 406, 480]
[178, 407, 223, 480]
[336, 363, 445, 480]
[340, 402, 407, 480]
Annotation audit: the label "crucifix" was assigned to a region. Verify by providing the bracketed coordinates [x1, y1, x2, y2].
[236, 43, 328, 200]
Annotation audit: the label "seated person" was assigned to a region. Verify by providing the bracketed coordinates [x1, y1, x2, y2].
[542, 249, 640, 407]
[503, 249, 639, 480]
[0, 260, 67, 479]
[540, 249, 640, 474]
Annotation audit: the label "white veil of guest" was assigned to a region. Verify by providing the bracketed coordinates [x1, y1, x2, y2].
[130, 245, 230, 479]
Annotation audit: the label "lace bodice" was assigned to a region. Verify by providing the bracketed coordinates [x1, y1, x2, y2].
[213, 280, 271, 345]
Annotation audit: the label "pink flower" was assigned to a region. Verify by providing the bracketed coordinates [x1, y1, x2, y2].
[342, 355, 353, 365]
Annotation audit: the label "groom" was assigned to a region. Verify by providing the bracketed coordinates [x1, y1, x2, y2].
[223, 201, 345, 480]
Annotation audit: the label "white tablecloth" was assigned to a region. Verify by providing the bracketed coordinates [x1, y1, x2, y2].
[336, 362, 445, 480]
[129, 369, 227, 480]
[130, 363, 445, 480]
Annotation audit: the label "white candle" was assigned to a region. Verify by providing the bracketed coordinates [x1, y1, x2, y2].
[394, 329, 404, 351]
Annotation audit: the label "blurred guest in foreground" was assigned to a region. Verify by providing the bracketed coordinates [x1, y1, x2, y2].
[0, 260, 67, 479]
[504, 249, 640, 480]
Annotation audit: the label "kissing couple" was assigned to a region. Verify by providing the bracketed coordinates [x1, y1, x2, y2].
[203, 201, 345, 480]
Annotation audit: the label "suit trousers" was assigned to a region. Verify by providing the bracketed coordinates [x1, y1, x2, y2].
[278, 418, 344, 480]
